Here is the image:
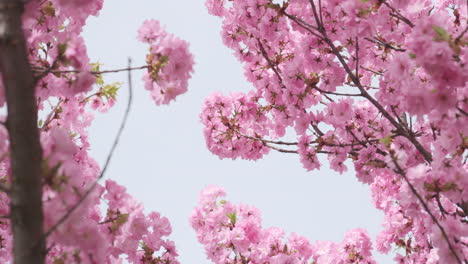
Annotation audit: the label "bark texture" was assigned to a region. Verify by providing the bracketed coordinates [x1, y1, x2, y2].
[0, 1, 45, 263]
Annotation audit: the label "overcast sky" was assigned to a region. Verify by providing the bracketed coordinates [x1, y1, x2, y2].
[82, 0, 390, 262]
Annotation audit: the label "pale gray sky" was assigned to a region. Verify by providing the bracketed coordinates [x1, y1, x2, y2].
[83, 0, 390, 262]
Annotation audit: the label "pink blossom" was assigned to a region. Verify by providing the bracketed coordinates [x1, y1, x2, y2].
[138, 20, 195, 105]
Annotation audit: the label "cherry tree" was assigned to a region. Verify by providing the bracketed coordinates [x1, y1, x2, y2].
[0, 0, 466, 263]
[0, 0, 193, 263]
[194, 0, 467, 263]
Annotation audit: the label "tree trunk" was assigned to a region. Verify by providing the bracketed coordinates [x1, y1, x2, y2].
[0, 1, 45, 264]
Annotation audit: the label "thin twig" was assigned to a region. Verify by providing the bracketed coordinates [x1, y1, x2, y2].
[355, 36, 359, 77]
[457, 106, 468, 116]
[435, 193, 449, 217]
[40, 100, 63, 131]
[318, 0, 323, 26]
[309, 0, 324, 31]
[381, 1, 415, 28]
[311, 123, 324, 136]
[33, 65, 149, 76]
[313, 86, 362, 97]
[455, 24, 468, 43]
[360, 66, 384, 76]
[41, 58, 134, 240]
[234, 129, 297, 146]
[320, 92, 334, 102]
[282, 11, 324, 40]
[230, 127, 296, 146]
[364, 37, 406, 52]
[257, 39, 285, 87]
[234, 126, 388, 154]
[231, 128, 307, 154]
[265, 144, 298, 154]
[34, 58, 59, 83]
[281, 11, 320, 31]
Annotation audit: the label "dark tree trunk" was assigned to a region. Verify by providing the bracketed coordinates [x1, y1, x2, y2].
[0, 1, 45, 264]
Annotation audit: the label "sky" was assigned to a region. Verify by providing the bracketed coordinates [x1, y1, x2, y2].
[82, 0, 390, 262]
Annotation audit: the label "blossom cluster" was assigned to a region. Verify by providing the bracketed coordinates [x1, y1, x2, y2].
[200, 91, 272, 160]
[200, 0, 468, 263]
[191, 186, 376, 264]
[138, 19, 195, 105]
[0, 0, 195, 262]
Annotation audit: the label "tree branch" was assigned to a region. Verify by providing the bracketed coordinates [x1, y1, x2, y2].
[360, 66, 384, 76]
[381, 0, 415, 28]
[313, 85, 362, 97]
[309, 0, 324, 31]
[455, 24, 468, 44]
[39, 100, 63, 131]
[33, 58, 59, 83]
[355, 36, 359, 77]
[0, 1, 46, 263]
[297, 4, 433, 163]
[281, 11, 324, 40]
[265, 144, 298, 154]
[364, 37, 406, 52]
[257, 39, 285, 88]
[33, 65, 150, 76]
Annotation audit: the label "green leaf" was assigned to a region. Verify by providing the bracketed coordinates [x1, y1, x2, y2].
[100, 82, 121, 100]
[43, 161, 61, 178]
[90, 62, 101, 72]
[441, 182, 457, 192]
[159, 55, 169, 65]
[72, 250, 81, 263]
[96, 76, 104, 86]
[265, 3, 281, 10]
[140, 241, 155, 258]
[432, 25, 450, 42]
[90, 62, 104, 85]
[53, 256, 66, 264]
[423, 182, 437, 192]
[110, 213, 129, 233]
[227, 212, 237, 225]
[41, 2, 56, 17]
[57, 43, 68, 57]
[151, 55, 170, 78]
[357, 7, 372, 17]
[380, 135, 393, 147]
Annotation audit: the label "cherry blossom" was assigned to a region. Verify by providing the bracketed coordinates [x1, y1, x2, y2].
[0, 0, 194, 262]
[199, 0, 468, 263]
